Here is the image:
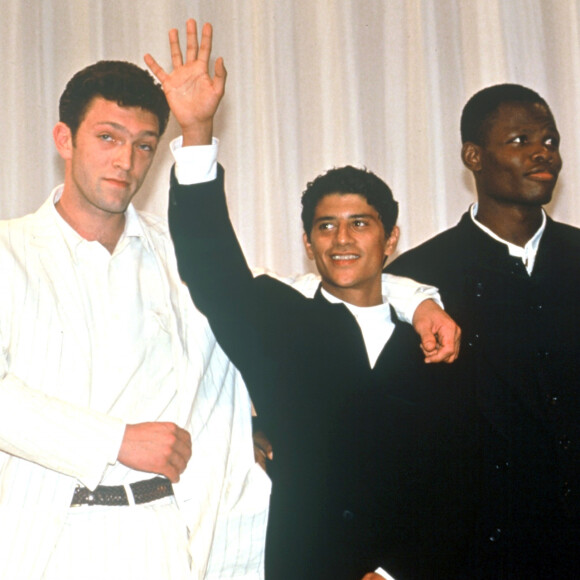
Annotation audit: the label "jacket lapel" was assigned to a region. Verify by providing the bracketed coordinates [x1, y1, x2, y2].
[29, 197, 93, 366]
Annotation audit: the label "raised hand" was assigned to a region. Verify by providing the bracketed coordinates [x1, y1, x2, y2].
[144, 19, 226, 145]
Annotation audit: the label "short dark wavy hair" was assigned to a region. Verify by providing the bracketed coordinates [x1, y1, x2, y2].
[59, 60, 170, 138]
[301, 166, 398, 240]
[460, 83, 551, 145]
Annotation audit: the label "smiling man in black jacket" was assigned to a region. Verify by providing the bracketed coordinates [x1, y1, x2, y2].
[146, 21, 476, 580]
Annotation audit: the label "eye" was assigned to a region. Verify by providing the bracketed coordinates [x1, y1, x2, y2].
[544, 135, 560, 148]
[353, 219, 368, 228]
[318, 222, 335, 231]
[138, 142, 155, 153]
[510, 135, 527, 144]
[98, 133, 114, 143]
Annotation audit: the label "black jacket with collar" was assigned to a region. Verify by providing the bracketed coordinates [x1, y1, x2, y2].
[169, 167, 479, 580]
[387, 211, 580, 578]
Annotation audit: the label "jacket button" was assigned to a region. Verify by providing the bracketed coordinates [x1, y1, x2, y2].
[342, 510, 355, 521]
[489, 528, 502, 542]
[559, 436, 572, 450]
[562, 482, 572, 498]
[494, 460, 511, 471]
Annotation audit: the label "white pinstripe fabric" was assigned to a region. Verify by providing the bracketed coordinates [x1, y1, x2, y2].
[0, 190, 268, 579]
[42, 498, 191, 580]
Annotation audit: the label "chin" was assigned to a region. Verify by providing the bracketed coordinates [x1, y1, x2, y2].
[530, 183, 556, 203]
[525, 192, 553, 207]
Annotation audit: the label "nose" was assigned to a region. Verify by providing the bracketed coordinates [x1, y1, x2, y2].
[335, 222, 353, 245]
[531, 142, 554, 164]
[114, 143, 134, 171]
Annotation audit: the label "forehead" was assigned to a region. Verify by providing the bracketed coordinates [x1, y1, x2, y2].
[486, 101, 557, 139]
[80, 96, 160, 135]
[314, 192, 378, 217]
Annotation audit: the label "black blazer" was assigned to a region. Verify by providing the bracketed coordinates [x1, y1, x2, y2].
[169, 168, 479, 580]
[387, 211, 580, 578]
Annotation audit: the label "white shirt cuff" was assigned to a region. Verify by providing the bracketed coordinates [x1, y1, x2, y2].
[375, 567, 397, 579]
[170, 136, 219, 185]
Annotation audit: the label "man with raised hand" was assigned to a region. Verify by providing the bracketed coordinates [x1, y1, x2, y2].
[147, 20, 475, 579]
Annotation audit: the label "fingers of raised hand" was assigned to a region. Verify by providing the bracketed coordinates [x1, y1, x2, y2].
[169, 27, 184, 68]
[179, 19, 212, 66]
[196, 22, 214, 64]
[143, 53, 167, 83]
[185, 18, 199, 63]
[214, 56, 227, 85]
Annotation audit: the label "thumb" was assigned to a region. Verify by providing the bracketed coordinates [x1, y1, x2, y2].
[419, 330, 438, 354]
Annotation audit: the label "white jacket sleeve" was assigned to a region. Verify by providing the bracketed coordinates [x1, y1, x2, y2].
[261, 270, 443, 324]
[0, 369, 125, 490]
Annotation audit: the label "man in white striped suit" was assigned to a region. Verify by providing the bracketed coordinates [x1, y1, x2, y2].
[0, 41, 270, 580]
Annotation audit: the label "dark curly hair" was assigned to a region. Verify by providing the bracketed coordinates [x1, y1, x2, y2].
[59, 60, 170, 138]
[460, 83, 551, 145]
[301, 166, 398, 240]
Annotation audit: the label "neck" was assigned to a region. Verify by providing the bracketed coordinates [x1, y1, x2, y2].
[321, 282, 384, 308]
[475, 202, 543, 247]
[55, 196, 125, 254]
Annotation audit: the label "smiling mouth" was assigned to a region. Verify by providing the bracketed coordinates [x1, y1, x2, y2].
[331, 254, 359, 261]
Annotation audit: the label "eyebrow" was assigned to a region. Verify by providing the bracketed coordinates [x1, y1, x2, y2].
[313, 213, 377, 223]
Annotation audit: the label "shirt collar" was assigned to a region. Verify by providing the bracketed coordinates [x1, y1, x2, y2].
[320, 286, 392, 321]
[470, 202, 546, 274]
[50, 184, 149, 260]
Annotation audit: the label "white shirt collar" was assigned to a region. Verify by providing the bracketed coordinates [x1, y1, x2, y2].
[320, 286, 394, 368]
[470, 202, 546, 274]
[50, 184, 149, 259]
[320, 286, 390, 313]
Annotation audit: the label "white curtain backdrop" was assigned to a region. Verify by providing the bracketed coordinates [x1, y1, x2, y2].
[2, 0, 579, 276]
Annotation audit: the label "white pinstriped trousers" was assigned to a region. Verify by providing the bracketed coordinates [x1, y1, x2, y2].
[42, 496, 191, 580]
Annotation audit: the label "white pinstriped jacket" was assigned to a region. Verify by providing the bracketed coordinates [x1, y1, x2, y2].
[0, 190, 269, 579]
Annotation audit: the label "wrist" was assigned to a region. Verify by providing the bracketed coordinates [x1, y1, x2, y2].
[412, 298, 439, 326]
[181, 120, 214, 147]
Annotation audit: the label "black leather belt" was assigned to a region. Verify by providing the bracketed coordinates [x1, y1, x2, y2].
[71, 476, 174, 507]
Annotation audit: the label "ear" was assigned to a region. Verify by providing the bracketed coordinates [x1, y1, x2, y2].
[461, 142, 482, 172]
[303, 232, 315, 261]
[384, 225, 400, 258]
[53, 122, 73, 160]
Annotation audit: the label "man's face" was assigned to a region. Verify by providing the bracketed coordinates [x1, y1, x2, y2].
[303, 193, 398, 307]
[56, 96, 160, 218]
[467, 102, 562, 208]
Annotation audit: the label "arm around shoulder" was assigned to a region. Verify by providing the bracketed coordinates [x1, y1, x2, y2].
[383, 273, 460, 363]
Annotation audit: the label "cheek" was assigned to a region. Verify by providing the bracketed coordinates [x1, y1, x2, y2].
[71, 155, 93, 183]
[499, 152, 525, 171]
[485, 160, 518, 187]
[134, 157, 154, 181]
[304, 238, 321, 262]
